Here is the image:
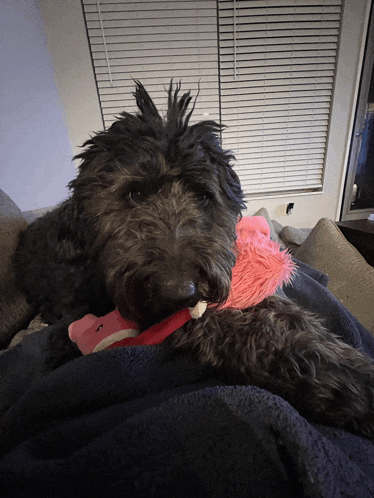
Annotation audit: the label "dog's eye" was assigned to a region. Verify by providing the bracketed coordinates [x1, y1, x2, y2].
[198, 192, 212, 208]
[128, 189, 145, 204]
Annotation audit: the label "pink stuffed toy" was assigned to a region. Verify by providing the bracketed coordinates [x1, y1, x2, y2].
[68, 303, 207, 355]
[69, 216, 295, 354]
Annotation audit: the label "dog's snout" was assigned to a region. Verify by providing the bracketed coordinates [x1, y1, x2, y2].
[160, 280, 199, 308]
[122, 275, 201, 329]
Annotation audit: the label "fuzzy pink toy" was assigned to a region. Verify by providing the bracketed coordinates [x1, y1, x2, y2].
[68, 216, 295, 354]
[221, 215, 295, 309]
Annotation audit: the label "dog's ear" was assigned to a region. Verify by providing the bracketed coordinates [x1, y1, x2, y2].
[54, 203, 97, 263]
[188, 121, 246, 216]
[218, 162, 246, 217]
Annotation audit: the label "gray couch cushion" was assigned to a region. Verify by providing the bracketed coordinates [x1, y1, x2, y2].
[294, 218, 374, 334]
[0, 190, 34, 346]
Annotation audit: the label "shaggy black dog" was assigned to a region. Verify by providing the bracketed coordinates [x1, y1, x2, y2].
[14, 82, 243, 330]
[13, 82, 374, 438]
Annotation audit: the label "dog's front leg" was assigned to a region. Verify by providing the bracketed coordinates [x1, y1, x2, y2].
[170, 298, 374, 438]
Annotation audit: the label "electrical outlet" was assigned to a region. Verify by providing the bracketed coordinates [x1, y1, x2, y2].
[286, 203, 294, 215]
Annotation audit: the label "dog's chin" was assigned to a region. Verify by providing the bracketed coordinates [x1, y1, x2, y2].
[109, 282, 197, 332]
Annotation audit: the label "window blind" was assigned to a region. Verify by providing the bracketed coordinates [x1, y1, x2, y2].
[218, 0, 343, 196]
[81, 0, 220, 128]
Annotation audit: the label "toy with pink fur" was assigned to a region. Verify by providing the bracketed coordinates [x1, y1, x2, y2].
[68, 216, 295, 354]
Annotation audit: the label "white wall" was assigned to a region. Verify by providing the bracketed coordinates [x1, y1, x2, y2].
[0, 0, 76, 211]
[38, 0, 103, 158]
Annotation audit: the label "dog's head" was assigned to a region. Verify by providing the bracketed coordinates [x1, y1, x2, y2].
[70, 81, 246, 329]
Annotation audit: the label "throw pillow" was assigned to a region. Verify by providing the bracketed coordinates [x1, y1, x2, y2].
[294, 218, 374, 333]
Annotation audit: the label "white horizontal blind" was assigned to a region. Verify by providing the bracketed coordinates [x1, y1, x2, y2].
[218, 0, 343, 196]
[81, 0, 220, 128]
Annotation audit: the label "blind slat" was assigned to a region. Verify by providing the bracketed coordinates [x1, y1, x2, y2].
[219, 21, 340, 33]
[85, 10, 216, 22]
[235, 150, 326, 161]
[218, 0, 342, 8]
[92, 48, 218, 60]
[91, 40, 217, 52]
[240, 162, 324, 172]
[86, 24, 217, 37]
[220, 51, 337, 64]
[83, 1, 213, 10]
[220, 37, 339, 49]
[87, 32, 216, 45]
[219, 6, 341, 17]
[221, 79, 334, 92]
[219, 28, 340, 40]
[95, 68, 219, 82]
[220, 64, 336, 77]
[93, 56, 219, 68]
[96, 74, 220, 89]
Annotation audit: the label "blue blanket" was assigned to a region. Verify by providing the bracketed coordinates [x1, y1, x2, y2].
[1, 260, 374, 497]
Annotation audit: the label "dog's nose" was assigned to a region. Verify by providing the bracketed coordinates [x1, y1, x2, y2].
[160, 280, 199, 309]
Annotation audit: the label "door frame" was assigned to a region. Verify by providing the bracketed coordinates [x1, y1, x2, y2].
[341, 0, 374, 220]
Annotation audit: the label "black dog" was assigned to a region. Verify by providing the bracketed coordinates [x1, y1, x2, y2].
[14, 82, 244, 330]
[13, 82, 374, 438]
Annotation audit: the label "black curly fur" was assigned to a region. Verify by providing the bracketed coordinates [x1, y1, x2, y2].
[169, 297, 374, 438]
[12, 81, 374, 438]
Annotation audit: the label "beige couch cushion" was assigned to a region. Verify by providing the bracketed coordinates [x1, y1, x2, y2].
[294, 218, 374, 334]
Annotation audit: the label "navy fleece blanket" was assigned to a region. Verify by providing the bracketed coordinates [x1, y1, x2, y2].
[1, 260, 374, 497]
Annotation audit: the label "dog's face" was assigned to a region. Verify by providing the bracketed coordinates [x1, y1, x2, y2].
[70, 82, 245, 330]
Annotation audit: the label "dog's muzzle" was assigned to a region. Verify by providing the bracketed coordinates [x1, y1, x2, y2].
[114, 272, 202, 330]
